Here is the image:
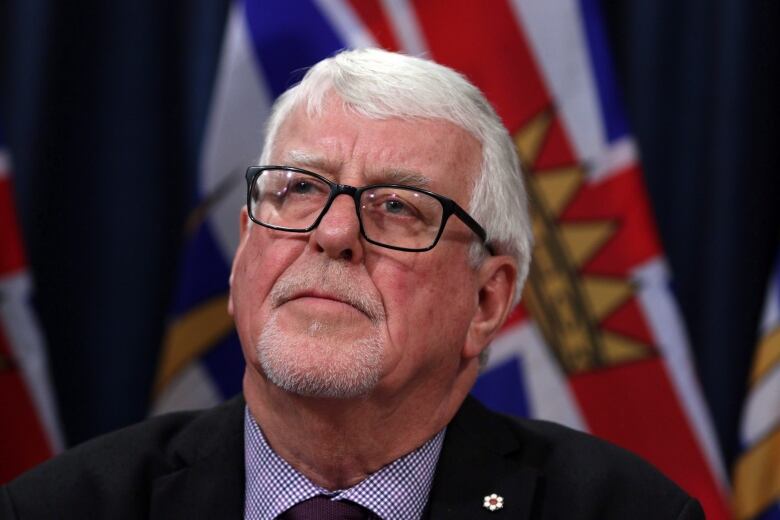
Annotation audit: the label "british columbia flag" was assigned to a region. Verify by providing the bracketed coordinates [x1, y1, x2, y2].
[734, 250, 780, 520]
[0, 127, 63, 483]
[153, 2, 731, 518]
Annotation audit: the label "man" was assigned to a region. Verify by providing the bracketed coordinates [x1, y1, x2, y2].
[1, 49, 703, 519]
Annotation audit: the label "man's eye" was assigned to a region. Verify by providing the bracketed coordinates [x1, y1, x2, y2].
[384, 199, 408, 214]
[380, 197, 421, 219]
[291, 181, 314, 194]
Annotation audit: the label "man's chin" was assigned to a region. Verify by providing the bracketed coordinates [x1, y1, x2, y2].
[254, 317, 384, 399]
[268, 372, 376, 400]
[259, 353, 381, 399]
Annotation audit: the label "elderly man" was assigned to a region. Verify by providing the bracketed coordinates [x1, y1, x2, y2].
[2, 49, 703, 519]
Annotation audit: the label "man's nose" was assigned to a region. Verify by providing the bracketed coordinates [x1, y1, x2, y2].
[310, 193, 364, 262]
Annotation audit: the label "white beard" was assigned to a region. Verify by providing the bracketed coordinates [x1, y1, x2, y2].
[254, 260, 386, 399]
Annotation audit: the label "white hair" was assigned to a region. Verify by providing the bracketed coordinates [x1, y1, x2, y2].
[259, 48, 532, 305]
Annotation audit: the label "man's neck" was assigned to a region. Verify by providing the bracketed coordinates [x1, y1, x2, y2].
[242, 367, 475, 490]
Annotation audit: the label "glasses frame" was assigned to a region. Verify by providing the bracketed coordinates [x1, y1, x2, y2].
[245, 165, 489, 253]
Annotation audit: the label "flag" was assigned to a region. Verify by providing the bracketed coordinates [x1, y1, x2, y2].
[0, 127, 63, 483]
[153, 2, 730, 517]
[151, 0, 377, 413]
[459, 1, 729, 517]
[733, 251, 780, 520]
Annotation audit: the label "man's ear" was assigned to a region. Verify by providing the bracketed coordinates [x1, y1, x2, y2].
[462, 255, 517, 360]
[228, 207, 251, 317]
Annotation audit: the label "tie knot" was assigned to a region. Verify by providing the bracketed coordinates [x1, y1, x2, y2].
[281, 495, 371, 519]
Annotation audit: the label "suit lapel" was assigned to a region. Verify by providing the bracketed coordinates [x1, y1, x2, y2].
[149, 396, 246, 519]
[426, 397, 545, 520]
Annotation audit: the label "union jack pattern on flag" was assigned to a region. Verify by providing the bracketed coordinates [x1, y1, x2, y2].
[734, 250, 780, 520]
[152, 1, 730, 517]
[0, 127, 63, 483]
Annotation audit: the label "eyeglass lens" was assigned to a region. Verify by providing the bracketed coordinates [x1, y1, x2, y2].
[250, 168, 445, 250]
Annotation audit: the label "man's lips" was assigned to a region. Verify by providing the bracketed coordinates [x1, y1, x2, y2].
[269, 273, 385, 323]
[281, 291, 359, 312]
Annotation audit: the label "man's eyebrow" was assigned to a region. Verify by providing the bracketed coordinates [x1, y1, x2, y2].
[367, 169, 432, 188]
[283, 150, 431, 188]
[284, 150, 341, 172]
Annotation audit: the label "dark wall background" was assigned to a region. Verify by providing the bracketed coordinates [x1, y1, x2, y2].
[0, 0, 230, 443]
[1, 0, 778, 471]
[603, 0, 780, 466]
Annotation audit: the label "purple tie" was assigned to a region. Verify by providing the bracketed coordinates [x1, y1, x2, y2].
[280, 496, 371, 519]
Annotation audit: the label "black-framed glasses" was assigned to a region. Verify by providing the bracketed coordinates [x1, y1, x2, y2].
[245, 165, 489, 252]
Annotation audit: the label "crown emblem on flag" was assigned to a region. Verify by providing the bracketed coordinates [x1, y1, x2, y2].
[515, 107, 657, 374]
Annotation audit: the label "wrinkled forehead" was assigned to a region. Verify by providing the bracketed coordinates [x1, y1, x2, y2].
[268, 100, 483, 195]
[265, 89, 483, 161]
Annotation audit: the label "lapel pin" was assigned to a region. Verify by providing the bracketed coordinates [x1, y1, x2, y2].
[483, 493, 504, 511]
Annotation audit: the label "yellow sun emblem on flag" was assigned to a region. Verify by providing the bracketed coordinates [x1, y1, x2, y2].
[515, 108, 656, 375]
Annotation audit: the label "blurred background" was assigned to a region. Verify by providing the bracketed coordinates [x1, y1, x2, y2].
[1, 1, 778, 518]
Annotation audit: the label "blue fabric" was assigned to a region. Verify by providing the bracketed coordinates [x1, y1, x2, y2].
[472, 357, 530, 418]
[758, 504, 780, 520]
[578, 0, 629, 143]
[202, 331, 244, 398]
[169, 221, 231, 317]
[244, 0, 345, 98]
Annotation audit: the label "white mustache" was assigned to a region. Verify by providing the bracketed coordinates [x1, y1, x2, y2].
[269, 261, 386, 324]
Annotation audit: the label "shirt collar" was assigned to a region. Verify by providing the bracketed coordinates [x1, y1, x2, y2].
[244, 406, 445, 520]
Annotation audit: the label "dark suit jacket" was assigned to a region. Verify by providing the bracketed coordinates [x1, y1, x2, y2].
[1, 395, 703, 519]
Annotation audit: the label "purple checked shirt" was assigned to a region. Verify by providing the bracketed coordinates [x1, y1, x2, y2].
[244, 407, 445, 520]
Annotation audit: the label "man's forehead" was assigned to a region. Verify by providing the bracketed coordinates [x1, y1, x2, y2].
[268, 99, 482, 199]
[283, 149, 433, 188]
